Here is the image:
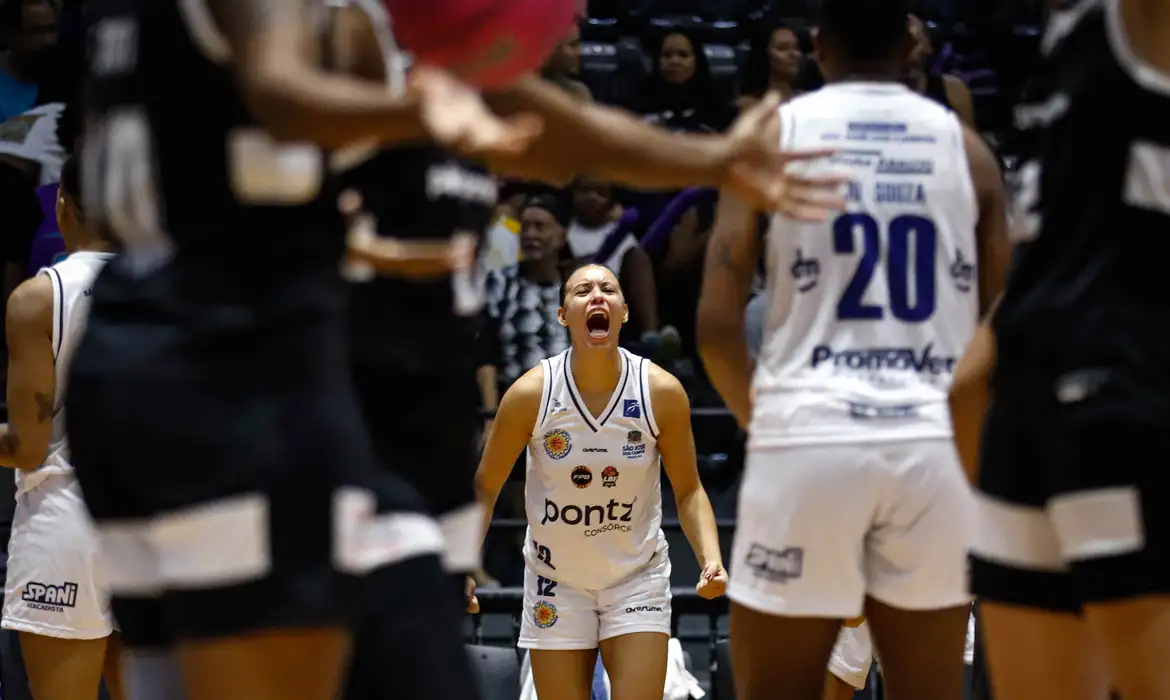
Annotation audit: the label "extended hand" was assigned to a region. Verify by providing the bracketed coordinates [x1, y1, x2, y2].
[722, 93, 847, 220]
[411, 66, 543, 159]
[696, 561, 729, 599]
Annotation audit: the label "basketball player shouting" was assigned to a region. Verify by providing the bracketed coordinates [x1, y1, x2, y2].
[66, 2, 537, 700]
[696, 1, 1012, 699]
[477, 263, 727, 700]
[953, 1, 1170, 699]
[0, 157, 122, 700]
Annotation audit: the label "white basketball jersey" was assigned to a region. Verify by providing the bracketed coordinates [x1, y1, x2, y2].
[524, 348, 666, 591]
[753, 83, 979, 448]
[17, 251, 113, 495]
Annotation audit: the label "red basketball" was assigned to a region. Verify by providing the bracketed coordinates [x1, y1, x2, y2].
[385, 0, 580, 89]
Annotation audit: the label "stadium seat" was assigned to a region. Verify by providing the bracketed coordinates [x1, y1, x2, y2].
[467, 644, 522, 700]
[581, 16, 622, 42]
[713, 638, 735, 700]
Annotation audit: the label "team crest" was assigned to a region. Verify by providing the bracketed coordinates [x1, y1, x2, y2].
[602, 466, 619, 488]
[543, 429, 572, 460]
[533, 600, 558, 629]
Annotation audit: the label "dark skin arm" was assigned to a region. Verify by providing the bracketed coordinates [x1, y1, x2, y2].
[205, 0, 537, 155]
[695, 191, 762, 431]
[948, 127, 1013, 483]
[205, 0, 427, 147]
[0, 275, 55, 469]
[943, 75, 976, 128]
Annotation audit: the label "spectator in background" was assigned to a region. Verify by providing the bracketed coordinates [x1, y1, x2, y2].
[477, 195, 572, 422]
[564, 176, 681, 361]
[738, 21, 804, 110]
[541, 23, 592, 102]
[0, 0, 56, 121]
[629, 30, 736, 133]
[906, 13, 976, 126]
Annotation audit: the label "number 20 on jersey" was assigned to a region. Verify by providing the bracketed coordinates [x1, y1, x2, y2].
[831, 212, 938, 323]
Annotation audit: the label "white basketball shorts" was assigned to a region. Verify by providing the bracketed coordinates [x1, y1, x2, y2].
[519, 546, 672, 650]
[729, 439, 973, 617]
[829, 623, 873, 690]
[3, 473, 114, 639]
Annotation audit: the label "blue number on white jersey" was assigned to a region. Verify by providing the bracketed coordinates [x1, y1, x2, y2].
[832, 213, 938, 323]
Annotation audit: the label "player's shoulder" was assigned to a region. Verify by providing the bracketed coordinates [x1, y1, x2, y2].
[501, 362, 547, 413]
[6, 273, 53, 330]
[645, 361, 689, 412]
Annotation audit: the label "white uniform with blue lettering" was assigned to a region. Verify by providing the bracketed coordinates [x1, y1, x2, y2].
[729, 83, 978, 618]
[2, 252, 115, 639]
[519, 347, 671, 649]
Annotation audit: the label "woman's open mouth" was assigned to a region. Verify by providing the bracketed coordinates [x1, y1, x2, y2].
[586, 309, 611, 339]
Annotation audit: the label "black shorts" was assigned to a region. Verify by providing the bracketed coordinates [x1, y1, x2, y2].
[969, 366, 1170, 612]
[342, 557, 480, 700]
[351, 361, 480, 572]
[66, 354, 437, 648]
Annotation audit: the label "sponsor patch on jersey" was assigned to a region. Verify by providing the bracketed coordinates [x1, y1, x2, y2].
[550, 398, 568, 414]
[543, 429, 572, 460]
[622, 443, 645, 459]
[533, 600, 558, 629]
[622, 400, 641, 418]
[571, 465, 592, 488]
[602, 466, 619, 488]
[627, 430, 642, 443]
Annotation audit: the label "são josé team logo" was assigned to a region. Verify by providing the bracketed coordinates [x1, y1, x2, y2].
[543, 429, 572, 460]
[533, 600, 559, 629]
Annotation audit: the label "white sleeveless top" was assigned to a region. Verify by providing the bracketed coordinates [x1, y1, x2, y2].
[17, 251, 113, 496]
[753, 83, 979, 448]
[523, 347, 666, 590]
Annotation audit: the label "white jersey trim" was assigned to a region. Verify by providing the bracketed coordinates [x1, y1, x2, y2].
[40, 268, 64, 359]
[1105, 0, 1170, 97]
[535, 358, 554, 434]
[636, 355, 660, 438]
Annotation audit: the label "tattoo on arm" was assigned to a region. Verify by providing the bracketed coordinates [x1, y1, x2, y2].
[0, 434, 20, 458]
[35, 392, 52, 423]
[712, 239, 736, 269]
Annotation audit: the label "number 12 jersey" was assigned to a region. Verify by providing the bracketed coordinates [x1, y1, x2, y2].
[752, 83, 979, 448]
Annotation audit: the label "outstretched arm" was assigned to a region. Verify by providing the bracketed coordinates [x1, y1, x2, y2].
[651, 364, 726, 598]
[205, 0, 536, 154]
[0, 275, 55, 469]
[696, 192, 763, 431]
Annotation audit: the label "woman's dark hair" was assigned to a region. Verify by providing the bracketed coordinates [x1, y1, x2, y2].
[58, 154, 81, 216]
[631, 29, 730, 131]
[520, 193, 571, 229]
[739, 22, 798, 99]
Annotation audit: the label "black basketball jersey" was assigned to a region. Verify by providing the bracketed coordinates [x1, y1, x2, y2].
[342, 146, 496, 373]
[82, 0, 342, 283]
[994, 0, 1170, 386]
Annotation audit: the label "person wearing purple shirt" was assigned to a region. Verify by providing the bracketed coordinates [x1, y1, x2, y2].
[26, 181, 65, 277]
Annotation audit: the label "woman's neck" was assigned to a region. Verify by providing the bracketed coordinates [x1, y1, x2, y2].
[570, 344, 623, 394]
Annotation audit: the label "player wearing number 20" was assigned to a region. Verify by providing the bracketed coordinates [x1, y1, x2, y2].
[697, 1, 1012, 697]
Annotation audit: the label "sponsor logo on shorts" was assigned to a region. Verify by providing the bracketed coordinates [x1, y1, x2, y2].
[541, 497, 635, 537]
[625, 605, 664, 613]
[22, 581, 78, 613]
[533, 600, 558, 629]
[623, 400, 641, 418]
[601, 466, 619, 488]
[571, 465, 593, 488]
[543, 429, 572, 460]
[744, 543, 803, 583]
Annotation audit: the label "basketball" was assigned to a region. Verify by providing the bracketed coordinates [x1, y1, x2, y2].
[385, 0, 580, 89]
